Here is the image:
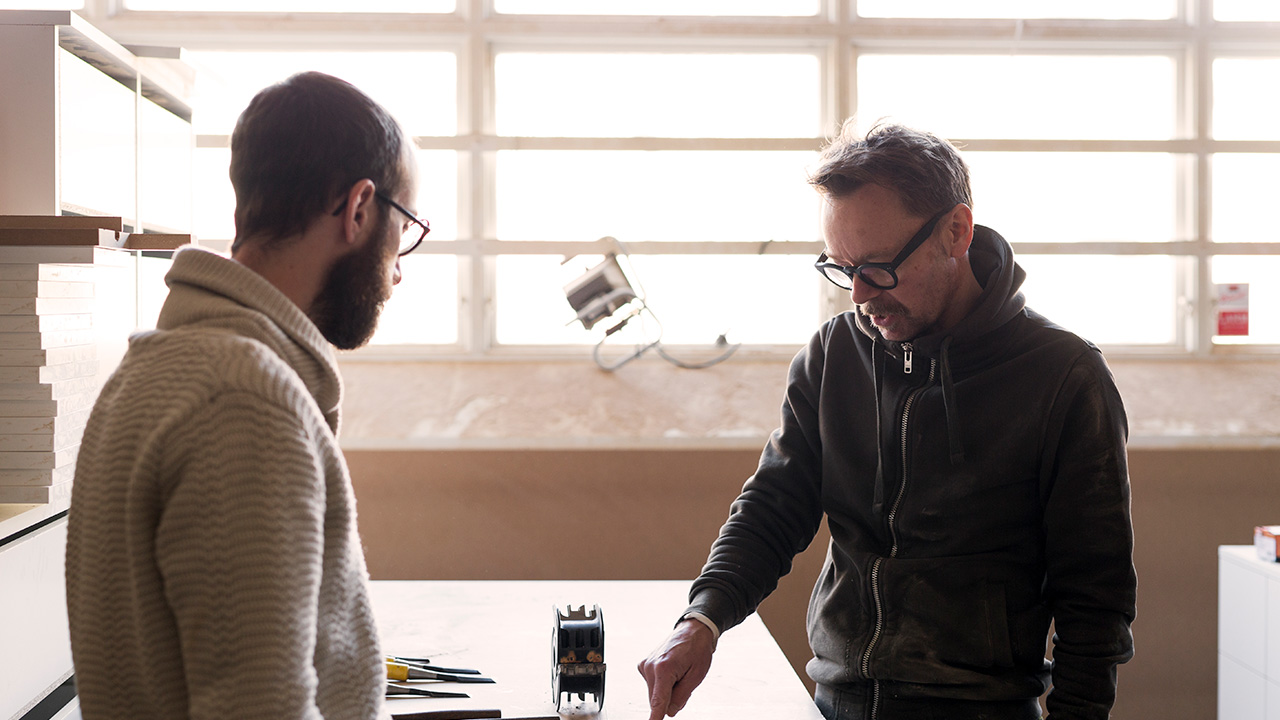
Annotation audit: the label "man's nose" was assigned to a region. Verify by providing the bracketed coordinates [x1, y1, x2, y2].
[849, 275, 881, 304]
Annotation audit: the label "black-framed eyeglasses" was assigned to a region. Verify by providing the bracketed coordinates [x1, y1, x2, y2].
[376, 192, 431, 256]
[814, 207, 952, 291]
[331, 191, 431, 256]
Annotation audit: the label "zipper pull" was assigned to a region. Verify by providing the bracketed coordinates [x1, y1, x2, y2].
[902, 343, 913, 374]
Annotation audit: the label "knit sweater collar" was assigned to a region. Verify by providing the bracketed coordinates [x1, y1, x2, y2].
[155, 245, 344, 432]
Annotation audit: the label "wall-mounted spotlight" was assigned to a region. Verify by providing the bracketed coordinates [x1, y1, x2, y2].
[561, 240, 740, 372]
[562, 253, 637, 331]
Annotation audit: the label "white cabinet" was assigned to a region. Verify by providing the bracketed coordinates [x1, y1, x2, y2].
[1219, 546, 1280, 719]
[0, 516, 73, 720]
[0, 10, 194, 233]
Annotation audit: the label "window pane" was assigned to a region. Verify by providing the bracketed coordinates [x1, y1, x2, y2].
[1213, 154, 1280, 243]
[193, 147, 234, 244]
[857, 0, 1174, 19]
[966, 152, 1179, 242]
[192, 149, 457, 245]
[496, 254, 819, 345]
[495, 0, 818, 16]
[125, 0, 453, 11]
[497, 150, 818, 242]
[186, 50, 456, 136]
[1215, 0, 1280, 21]
[1212, 257, 1280, 344]
[857, 54, 1177, 140]
[414, 150, 459, 242]
[1017, 255, 1178, 345]
[497, 53, 819, 138]
[1214, 58, 1280, 140]
[367, 255, 458, 345]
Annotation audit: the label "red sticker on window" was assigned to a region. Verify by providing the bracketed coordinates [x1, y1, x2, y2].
[1216, 284, 1249, 336]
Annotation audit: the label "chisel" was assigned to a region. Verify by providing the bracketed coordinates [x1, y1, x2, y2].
[387, 661, 495, 684]
[386, 684, 470, 699]
[386, 655, 484, 676]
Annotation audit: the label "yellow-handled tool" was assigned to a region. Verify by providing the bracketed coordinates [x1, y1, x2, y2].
[386, 661, 495, 684]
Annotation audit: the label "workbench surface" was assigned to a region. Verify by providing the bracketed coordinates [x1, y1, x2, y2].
[370, 580, 823, 720]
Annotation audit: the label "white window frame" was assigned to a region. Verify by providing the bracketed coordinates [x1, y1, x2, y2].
[73, 0, 1280, 361]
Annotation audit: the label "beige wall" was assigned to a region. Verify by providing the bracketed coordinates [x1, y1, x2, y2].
[347, 445, 1280, 720]
[337, 356, 1280, 446]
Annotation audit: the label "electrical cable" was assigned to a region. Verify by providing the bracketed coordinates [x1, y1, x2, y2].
[654, 339, 740, 369]
[590, 298, 740, 372]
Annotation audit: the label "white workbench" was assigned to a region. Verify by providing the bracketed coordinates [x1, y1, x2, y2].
[369, 580, 824, 720]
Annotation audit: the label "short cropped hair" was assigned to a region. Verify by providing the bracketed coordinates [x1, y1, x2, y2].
[808, 120, 972, 218]
[230, 71, 408, 251]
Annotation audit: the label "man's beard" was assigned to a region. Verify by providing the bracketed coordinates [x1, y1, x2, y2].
[308, 218, 394, 350]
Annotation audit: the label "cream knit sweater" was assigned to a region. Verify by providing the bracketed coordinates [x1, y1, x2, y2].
[66, 246, 388, 720]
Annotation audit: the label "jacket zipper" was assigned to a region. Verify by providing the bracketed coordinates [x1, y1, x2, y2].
[861, 355, 937, 720]
[889, 359, 936, 557]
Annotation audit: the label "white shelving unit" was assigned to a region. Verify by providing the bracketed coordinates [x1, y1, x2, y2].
[0, 11, 193, 719]
[1219, 545, 1280, 720]
[0, 9, 194, 231]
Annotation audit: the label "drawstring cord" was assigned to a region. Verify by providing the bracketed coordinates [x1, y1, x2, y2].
[939, 336, 965, 465]
[871, 342, 887, 512]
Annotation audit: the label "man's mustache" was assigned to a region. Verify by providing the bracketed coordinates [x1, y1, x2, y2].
[860, 300, 908, 316]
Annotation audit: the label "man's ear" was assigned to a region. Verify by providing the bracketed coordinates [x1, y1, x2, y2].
[337, 179, 378, 246]
[942, 203, 975, 259]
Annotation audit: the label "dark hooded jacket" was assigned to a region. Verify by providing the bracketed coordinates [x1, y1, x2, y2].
[685, 226, 1136, 720]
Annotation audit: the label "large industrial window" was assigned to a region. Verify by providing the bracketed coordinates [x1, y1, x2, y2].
[47, 0, 1280, 357]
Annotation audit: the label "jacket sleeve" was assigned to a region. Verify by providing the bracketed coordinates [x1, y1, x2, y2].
[1041, 350, 1137, 720]
[154, 390, 332, 720]
[685, 326, 830, 633]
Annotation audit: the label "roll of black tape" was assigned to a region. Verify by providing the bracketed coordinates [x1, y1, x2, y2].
[551, 604, 606, 711]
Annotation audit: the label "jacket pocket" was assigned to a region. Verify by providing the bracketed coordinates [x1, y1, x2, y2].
[882, 567, 1017, 681]
[806, 546, 874, 685]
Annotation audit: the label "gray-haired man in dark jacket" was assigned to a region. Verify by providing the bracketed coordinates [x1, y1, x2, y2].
[638, 121, 1136, 720]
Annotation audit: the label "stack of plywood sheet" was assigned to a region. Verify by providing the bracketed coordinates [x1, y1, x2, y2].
[0, 259, 98, 505]
[0, 216, 188, 505]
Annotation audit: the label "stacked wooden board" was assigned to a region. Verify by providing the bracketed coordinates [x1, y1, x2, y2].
[0, 216, 188, 505]
[0, 258, 97, 504]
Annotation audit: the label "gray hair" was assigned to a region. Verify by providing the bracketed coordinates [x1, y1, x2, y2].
[808, 120, 972, 218]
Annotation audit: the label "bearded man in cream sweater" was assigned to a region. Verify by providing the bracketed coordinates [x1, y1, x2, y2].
[65, 71, 428, 720]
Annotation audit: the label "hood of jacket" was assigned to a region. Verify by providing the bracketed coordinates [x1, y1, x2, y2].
[852, 224, 1027, 364]
[851, 225, 1027, 465]
[153, 245, 344, 433]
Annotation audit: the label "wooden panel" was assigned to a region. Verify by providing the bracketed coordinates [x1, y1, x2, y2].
[121, 233, 190, 250]
[0, 229, 118, 247]
[0, 216, 123, 231]
[346, 446, 1280, 720]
